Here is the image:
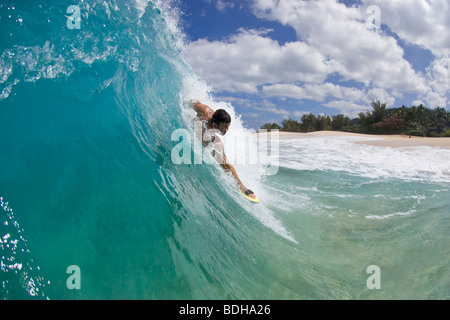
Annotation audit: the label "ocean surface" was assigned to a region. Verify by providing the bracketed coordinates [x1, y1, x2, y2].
[1, 1, 449, 300]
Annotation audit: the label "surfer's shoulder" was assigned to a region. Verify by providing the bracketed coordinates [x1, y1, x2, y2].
[192, 101, 214, 120]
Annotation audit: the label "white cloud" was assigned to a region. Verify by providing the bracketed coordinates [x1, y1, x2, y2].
[185, 0, 448, 117]
[251, 0, 427, 93]
[411, 56, 450, 108]
[245, 112, 260, 118]
[217, 95, 293, 117]
[261, 83, 304, 100]
[293, 110, 310, 118]
[422, 91, 447, 108]
[262, 82, 364, 102]
[253, 103, 291, 117]
[324, 100, 372, 118]
[426, 56, 450, 97]
[262, 82, 396, 115]
[362, 0, 450, 108]
[365, 87, 396, 107]
[367, 0, 450, 57]
[184, 28, 330, 93]
[203, 0, 235, 12]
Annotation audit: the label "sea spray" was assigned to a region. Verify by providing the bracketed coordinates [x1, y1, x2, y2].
[1, 197, 49, 299]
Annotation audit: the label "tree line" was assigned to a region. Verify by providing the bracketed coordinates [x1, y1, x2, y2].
[260, 101, 450, 137]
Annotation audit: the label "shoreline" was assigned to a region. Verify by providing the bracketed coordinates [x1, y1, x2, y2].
[258, 131, 450, 149]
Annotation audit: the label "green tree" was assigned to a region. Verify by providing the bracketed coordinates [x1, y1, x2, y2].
[331, 114, 351, 131]
[300, 113, 317, 132]
[316, 115, 332, 131]
[260, 123, 282, 132]
[260, 103, 448, 136]
[281, 118, 301, 132]
[417, 104, 428, 127]
[393, 105, 408, 120]
[431, 107, 448, 129]
[371, 100, 387, 123]
[370, 116, 406, 134]
[358, 111, 374, 131]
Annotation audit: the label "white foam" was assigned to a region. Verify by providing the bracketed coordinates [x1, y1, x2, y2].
[1, 197, 48, 298]
[278, 135, 450, 184]
[179, 68, 296, 242]
[366, 209, 416, 220]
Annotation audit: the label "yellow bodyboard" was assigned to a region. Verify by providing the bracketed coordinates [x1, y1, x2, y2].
[241, 191, 260, 203]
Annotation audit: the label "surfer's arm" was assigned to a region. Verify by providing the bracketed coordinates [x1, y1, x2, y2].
[191, 100, 214, 121]
[220, 160, 247, 193]
[213, 141, 256, 199]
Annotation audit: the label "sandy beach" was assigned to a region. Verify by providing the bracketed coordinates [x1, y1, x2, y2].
[259, 131, 450, 149]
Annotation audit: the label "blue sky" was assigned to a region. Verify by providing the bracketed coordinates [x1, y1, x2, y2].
[179, 0, 449, 130]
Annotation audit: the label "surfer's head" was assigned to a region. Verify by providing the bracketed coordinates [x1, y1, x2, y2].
[211, 109, 231, 135]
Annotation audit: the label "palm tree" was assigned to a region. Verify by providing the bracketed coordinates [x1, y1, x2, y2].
[371, 100, 387, 123]
[417, 104, 427, 127]
[260, 123, 282, 132]
[432, 107, 449, 131]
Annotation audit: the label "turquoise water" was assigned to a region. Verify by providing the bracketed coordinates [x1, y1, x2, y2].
[1, 1, 449, 300]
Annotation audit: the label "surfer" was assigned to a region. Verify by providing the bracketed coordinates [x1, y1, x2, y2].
[191, 100, 258, 201]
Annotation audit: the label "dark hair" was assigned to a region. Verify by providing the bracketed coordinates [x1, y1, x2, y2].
[210, 109, 231, 125]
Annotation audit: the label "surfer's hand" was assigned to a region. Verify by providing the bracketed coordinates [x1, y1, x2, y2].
[244, 189, 256, 199]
